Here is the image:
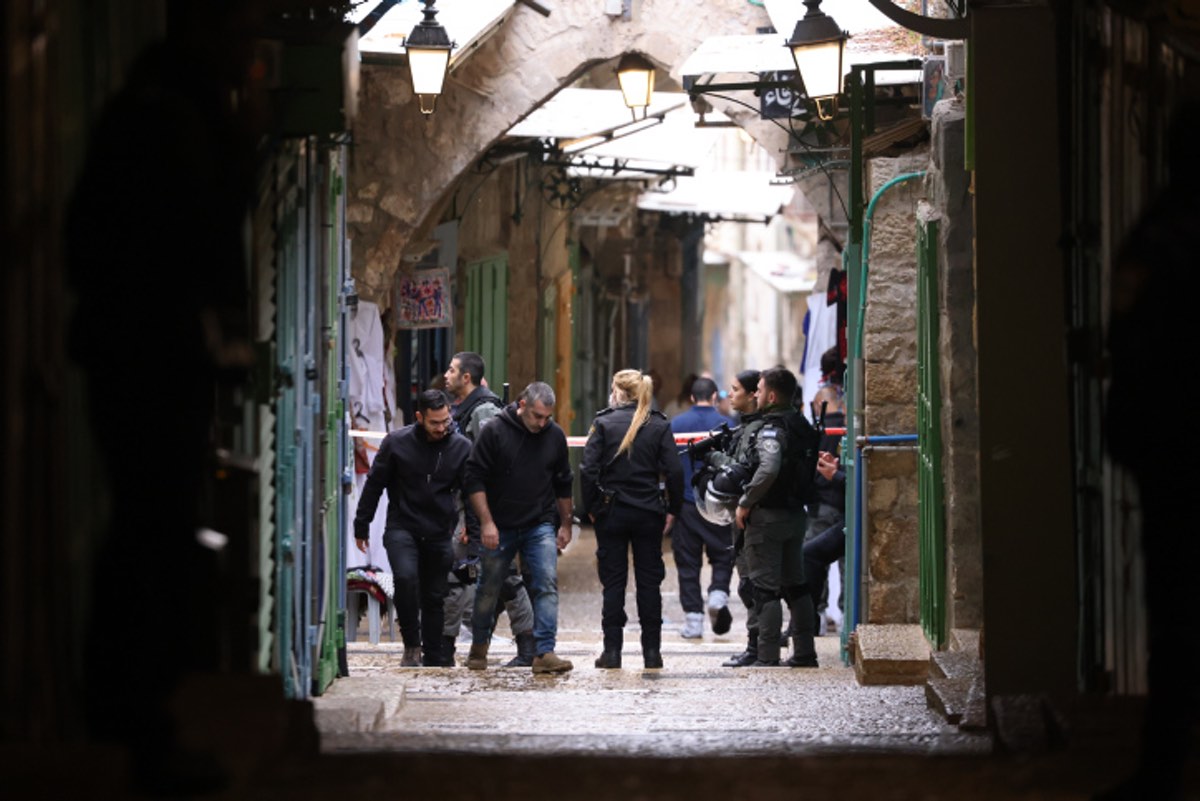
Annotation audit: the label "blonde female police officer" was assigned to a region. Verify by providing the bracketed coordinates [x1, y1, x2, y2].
[580, 370, 684, 669]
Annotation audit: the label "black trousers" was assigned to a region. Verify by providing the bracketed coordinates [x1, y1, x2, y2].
[594, 503, 666, 639]
[671, 503, 734, 613]
[384, 528, 452, 650]
[802, 522, 846, 624]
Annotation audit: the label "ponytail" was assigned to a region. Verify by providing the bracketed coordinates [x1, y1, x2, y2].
[613, 369, 653, 457]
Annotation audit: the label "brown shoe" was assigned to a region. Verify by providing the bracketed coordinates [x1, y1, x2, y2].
[466, 643, 489, 671]
[400, 646, 422, 667]
[531, 651, 574, 674]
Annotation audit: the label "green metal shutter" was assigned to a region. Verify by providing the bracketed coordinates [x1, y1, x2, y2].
[917, 216, 946, 649]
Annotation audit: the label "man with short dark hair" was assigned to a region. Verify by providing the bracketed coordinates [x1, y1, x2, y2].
[465, 382, 576, 674]
[442, 351, 537, 667]
[735, 367, 818, 667]
[671, 376, 735, 639]
[354, 390, 472, 667]
[445, 351, 503, 439]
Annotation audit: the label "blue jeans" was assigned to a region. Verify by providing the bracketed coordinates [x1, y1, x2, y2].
[471, 522, 560, 655]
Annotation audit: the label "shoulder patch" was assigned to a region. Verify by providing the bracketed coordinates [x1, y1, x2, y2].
[587, 423, 596, 437]
[760, 437, 782, 455]
[760, 428, 778, 438]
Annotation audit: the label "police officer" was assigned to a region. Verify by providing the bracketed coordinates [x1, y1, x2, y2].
[580, 369, 684, 669]
[721, 369, 769, 667]
[733, 367, 818, 667]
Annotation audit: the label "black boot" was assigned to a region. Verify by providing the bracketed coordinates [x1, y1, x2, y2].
[442, 635, 457, 666]
[595, 629, 622, 668]
[722, 629, 758, 667]
[504, 631, 536, 667]
[641, 630, 663, 669]
[594, 649, 622, 668]
[782, 587, 817, 667]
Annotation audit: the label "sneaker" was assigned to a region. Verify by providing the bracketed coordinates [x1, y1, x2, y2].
[707, 591, 732, 635]
[532, 652, 574, 674]
[680, 612, 704, 639]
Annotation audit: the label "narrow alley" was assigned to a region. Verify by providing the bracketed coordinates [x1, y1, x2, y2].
[7, 3, 1199, 801]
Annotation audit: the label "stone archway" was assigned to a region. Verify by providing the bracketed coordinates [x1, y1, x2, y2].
[348, 0, 786, 298]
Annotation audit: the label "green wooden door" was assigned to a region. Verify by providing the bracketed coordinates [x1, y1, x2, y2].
[465, 256, 508, 389]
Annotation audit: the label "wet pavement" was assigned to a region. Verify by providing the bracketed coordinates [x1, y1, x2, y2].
[321, 524, 988, 758]
[292, 525, 1189, 801]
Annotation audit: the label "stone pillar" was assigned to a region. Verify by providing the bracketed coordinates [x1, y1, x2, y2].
[927, 97, 982, 633]
[973, 3, 1076, 700]
[862, 152, 927, 623]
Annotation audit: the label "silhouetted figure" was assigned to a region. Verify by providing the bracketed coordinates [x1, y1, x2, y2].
[65, 1, 263, 792]
[1099, 100, 1200, 801]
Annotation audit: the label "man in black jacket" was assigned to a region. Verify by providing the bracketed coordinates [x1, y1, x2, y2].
[442, 351, 537, 667]
[354, 390, 471, 667]
[464, 382, 576, 674]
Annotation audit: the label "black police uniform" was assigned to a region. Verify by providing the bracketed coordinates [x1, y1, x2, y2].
[580, 403, 684, 665]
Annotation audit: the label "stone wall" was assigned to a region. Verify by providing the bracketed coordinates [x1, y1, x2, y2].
[926, 97, 982, 632]
[862, 152, 927, 624]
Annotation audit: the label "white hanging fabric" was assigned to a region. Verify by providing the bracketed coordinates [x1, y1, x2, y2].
[801, 291, 838, 421]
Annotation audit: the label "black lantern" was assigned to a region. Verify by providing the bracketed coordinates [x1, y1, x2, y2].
[405, 0, 453, 115]
[616, 53, 655, 120]
[786, 0, 848, 104]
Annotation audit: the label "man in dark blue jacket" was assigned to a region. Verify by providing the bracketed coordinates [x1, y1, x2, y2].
[464, 382, 576, 674]
[671, 376, 735, 638]
[354, 390, 472, 667]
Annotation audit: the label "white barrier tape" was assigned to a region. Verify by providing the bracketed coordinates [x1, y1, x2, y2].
[349, 429, 713, 447]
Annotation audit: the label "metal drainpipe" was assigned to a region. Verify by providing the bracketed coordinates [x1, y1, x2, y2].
[849, 170, 925, 643]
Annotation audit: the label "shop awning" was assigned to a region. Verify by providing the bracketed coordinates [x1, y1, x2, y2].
[737, 249, 817, 294]
[507, 89, 691, 141]
[637, 171, 795, 223]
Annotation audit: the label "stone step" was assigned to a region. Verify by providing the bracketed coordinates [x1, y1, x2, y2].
[312, 677, 406, 734]
[949, 627, 982, 657]
[853, 624, 930, 686]
[931, 648, 980, 680]
[926, 675, 973, 724]
[961, 674, 989, 731]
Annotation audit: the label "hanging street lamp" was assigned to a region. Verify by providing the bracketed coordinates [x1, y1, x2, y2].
[786, 0, 848, 119]
[405, 0, 454, 115]
[616, 52, 655, 121]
